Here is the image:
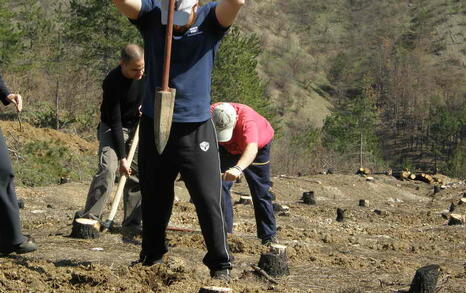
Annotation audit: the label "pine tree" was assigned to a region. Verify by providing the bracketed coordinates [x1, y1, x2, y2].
[322, 77, 381, 164]
[212, 27, 275, 122]
[0, 0, 21, 66]
[65, 0, 141, 76]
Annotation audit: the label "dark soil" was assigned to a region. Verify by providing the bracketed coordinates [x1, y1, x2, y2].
[1, 174, 465, 292]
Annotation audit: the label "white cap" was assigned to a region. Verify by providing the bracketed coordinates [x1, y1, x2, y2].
[212, 103, 237, 142]
[161, 0, 197, 26]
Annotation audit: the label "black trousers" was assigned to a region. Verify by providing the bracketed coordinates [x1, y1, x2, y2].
[220, 143, 276, 240]
[138, 115, 232, 271]
[0, 128, 26, 250]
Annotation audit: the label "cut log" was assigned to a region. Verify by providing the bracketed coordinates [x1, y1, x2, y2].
[70, 218, 101, 239]
[393, 170, 411, 180]
[258, 243, 289, 277]
[199, 287, 232, 293]
[448, 214, 465, 225]
[408, 264, 440, 293]
[359, 199, 369, 207]
[302, 191, 316, 205]
[356, 167, 371, 175]
[238, 196, 252, 205]
[336, 208, 345, 222]
[416, 173, 434, 184]
[272, 203, 289, 212]
[409, 173, 417, 180]
[278, 210, 290, 217]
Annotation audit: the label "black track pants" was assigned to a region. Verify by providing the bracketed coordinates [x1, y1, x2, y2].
[0, 129, 26, 250]
[138, 115, 232, 271]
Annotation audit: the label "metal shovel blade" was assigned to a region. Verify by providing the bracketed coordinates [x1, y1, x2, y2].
[154, 88, 176, 154]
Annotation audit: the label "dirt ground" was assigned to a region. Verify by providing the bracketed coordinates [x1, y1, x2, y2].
[1, 173, 465, 292]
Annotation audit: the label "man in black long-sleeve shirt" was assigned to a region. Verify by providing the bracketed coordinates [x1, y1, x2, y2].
[0, 73, 37, 255]
[75, 44, 145, 230]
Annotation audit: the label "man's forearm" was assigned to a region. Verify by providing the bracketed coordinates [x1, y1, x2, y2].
[112, 0, 142, 20]
[236, 142, 258, 171]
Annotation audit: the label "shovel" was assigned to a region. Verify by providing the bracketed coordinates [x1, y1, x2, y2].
[154, 0, 177, 154]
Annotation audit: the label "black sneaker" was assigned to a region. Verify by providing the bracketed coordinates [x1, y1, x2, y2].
[210, 269, 231, 281]
[131, 255, 163, 267]
[0, 236, 37, 255]
[261, 236, 278, 246]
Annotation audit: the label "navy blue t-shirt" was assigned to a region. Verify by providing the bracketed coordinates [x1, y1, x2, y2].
[132, 0, 228, 122]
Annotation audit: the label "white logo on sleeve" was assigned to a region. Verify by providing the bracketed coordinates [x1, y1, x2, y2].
[200, 141, 210, 152]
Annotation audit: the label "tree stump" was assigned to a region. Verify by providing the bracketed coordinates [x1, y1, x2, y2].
[336, 208, 345, 222]
[17, 199, 25, 209]
[302, 191, 316, 205]
[70, 218, 101, 239]
[238, 196, 252, 205]
[358, 199, 369, 207]
[408, 264, 440, 293]
[273, 203, 289, 212]
[258, 244, 289, 277]
[199, 287, 232, 293]
[433, 185, 441, 194]
[449, 203, 455, 212]
[448, 214, 465, 225]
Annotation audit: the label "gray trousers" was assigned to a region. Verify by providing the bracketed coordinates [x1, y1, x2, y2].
[0, 128, 26, 250]
[81, 122, 141, 226]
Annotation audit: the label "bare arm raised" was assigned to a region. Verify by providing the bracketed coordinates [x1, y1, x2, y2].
[112, 0, 142, 20]
[216, 0, 245, 28]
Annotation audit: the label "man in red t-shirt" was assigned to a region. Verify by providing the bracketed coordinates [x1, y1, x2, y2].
[211, 102, 277, 245]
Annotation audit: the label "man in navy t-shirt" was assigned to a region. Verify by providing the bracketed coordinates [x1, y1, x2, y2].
[0, 73, 38, 255]
[112, 0, 244, 279]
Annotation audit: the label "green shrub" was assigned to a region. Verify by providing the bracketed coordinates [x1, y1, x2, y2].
[12, 140, 95, 186]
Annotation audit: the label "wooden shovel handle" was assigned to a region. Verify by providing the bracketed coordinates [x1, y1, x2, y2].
[162, 0, 176, 92]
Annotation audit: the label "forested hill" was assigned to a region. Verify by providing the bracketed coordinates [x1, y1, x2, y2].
[235, 0, 466, 176]
[0, 0, 465, 184]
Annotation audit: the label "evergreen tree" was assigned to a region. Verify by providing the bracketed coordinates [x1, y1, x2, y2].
[322, 78, 381, 164]
[212, 27, 275, 122]
[65, 0, 141, 76]
[0, 0, 21, 66]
